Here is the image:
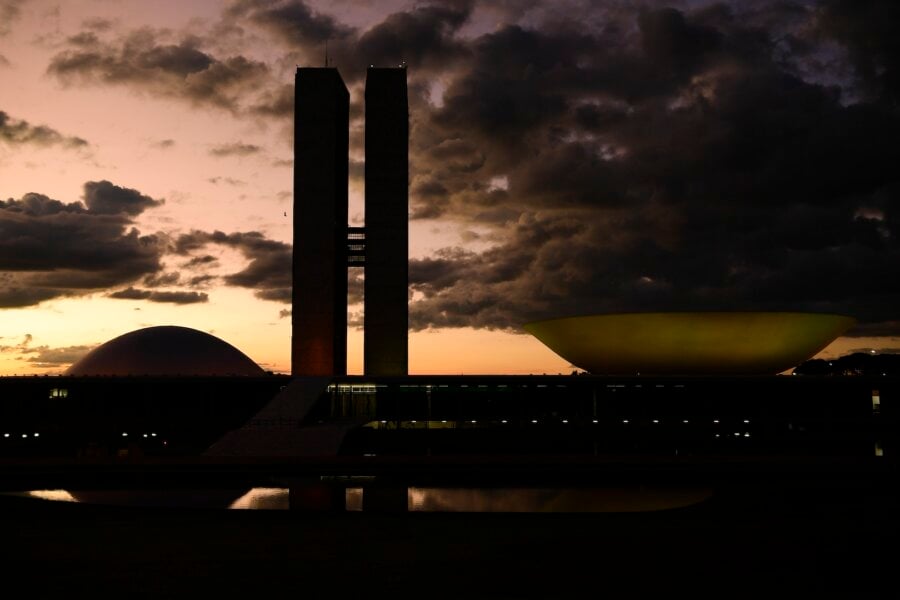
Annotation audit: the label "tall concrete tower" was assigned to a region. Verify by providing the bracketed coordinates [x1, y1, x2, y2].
[364, 67, 409, 376]
[292, 67, 349, 376]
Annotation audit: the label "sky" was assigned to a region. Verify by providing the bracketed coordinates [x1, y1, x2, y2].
[0, 0, 898, 376]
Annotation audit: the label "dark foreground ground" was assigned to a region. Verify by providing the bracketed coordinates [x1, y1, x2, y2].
[1, 481, 898, 600]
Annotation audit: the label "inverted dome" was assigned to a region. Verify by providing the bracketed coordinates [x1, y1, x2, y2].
[66, 326, 266, 376]
[524, 312, 856, 376]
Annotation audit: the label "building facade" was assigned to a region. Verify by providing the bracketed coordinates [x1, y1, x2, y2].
[364, 67, 409, 376]
[292, 68, 350, 376]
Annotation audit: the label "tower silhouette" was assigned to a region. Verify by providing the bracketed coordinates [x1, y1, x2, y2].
[291, 66, 408, 377]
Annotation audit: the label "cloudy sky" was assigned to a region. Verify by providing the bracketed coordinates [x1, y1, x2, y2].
[1, 0, 898, 375]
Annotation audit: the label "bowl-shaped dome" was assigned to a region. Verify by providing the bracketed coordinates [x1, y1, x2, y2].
[66, 325, 266, 376]
[523, 312, 856, 376]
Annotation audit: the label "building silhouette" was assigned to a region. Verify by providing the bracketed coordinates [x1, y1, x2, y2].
[292, 68, 349, 376]
[292, 66, 408, 377]
[364, 68, 409, 376]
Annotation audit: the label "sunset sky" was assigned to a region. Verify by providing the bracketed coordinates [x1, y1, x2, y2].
[1, 0, 898, 376]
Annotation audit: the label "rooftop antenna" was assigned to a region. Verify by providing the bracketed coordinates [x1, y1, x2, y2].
[325, 40, 329, 67]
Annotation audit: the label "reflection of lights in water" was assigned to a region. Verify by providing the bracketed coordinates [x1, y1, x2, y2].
[11, 486, 711, 513]
[24, 490, 78, 502]
[346, 488, 363, 511]
[408, 487, 712, 513]
[229, 488, 289, 509]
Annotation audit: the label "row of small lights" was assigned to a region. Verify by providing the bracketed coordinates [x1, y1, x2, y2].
[379, 418, 753, 425]
[2, 432, 163, 439]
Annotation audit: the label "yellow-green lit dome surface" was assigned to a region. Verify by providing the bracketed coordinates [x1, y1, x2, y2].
[523, 312, 857, 375]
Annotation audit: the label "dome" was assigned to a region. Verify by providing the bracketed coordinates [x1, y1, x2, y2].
[524, 312, 856, 376]
[66, 326, 266, 376]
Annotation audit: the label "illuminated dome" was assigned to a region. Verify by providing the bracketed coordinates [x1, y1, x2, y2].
[524, 312, 856, 376]
[66, 326, 266, 376]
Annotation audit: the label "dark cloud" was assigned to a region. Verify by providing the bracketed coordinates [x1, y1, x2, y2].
[19, 2, 899, 339]
[173, 230, 291, 301]
[182, 254, 218, 268]
[208, 176, 247, 185]
[403, 3, 900, 336]
[0, 0, 25, 36]
[227, 0, 354, 48]
[0, 54, 9, 67]
[83, 180, 162, 215]
[81, 17, 114, 32]
[152, 138, 175, 149]
[0, 182, 165, 307]
[0, 332, 94, 369]
[348, 269, 363, 305]
[816, 0, 900, 104]
[209, 142, 261, 157]
[278, 308, 291, 318]
[47, 27, 272, 114]
[26, 344, 95, 368]
[0, 110, 89, 149]
[0, 333, 32, 352]
[188, 274, 217, 287]
[355, 3, 471, 71]
[108, 286, 209, 304]
[142, 271, 180, 287]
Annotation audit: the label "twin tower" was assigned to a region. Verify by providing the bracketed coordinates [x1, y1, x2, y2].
[292, 67, 408, 377]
